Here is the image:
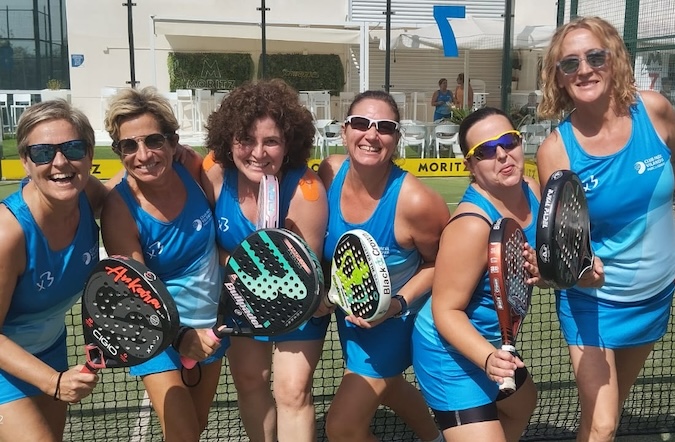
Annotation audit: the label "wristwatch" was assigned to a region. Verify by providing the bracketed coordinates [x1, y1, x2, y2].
[393, 294, 408, 318]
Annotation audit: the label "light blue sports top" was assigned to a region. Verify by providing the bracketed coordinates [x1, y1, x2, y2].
[116, 163, 221, 328]
[434, 90, 453, 120]
[2, 184, 99, 354]
[415, 181, 539, 344]
[323, 159, 424, 313]
[559, 95, 675, 302]
[214, 166, 307, 252]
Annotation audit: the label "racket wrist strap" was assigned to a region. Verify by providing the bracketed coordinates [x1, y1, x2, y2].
[172, 326, 194, 352]
[393, 294, 408, 318]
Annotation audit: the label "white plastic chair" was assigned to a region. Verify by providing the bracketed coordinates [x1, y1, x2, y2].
[10, 94, 32, 129]
[161, 92, 179, 119]
[0, 93, 10, 133]
[322, 123, 343, 158]
[298, 93, 311, 114]
[519, 121, 550, 156]
[400, 121, 428, 158]
[412, 92, 428, 122]
[176, 89, 196, 132]
[434, 124, 460, 158]
[213, 90, 229, 110]
[309, 92, 331, 120]
[195, 89, 214, 132]
[313, 119, 334, 158]
[339, 91, 355, 120]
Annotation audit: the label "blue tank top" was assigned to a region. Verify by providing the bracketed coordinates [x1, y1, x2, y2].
[323, 159, 424, 313]
[116, 163, 221, 328]
[2, 185, 99, 353]
[214, 166, 307, 251]
[435, 90, 453, 118]
[559, 96, 675, 302]
[415, 181, 539, 345]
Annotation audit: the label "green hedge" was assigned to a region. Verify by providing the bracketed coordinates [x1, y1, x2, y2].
[259, 53, 344, 94]
[167, 53, 254, 91]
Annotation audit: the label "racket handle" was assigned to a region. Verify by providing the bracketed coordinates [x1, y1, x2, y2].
[180, 328, 222, 370]
[80, 363, 98, 374]
[499, 344, 517, 394]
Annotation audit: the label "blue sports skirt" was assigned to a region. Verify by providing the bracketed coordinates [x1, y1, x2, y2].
[557, 281, 674, 349]
[0, 331, 68, 405]
[130, 341, 227, 377]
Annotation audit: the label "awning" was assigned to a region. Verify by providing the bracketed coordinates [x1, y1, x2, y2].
[153, 18, 363, 45]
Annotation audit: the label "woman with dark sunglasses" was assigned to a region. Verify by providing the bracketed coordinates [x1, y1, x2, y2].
[0, 100, 110, 440]
[101, 86, 223, 441]
[412, 107, 540, 442]
[318, 90, 449, 442]
[537, 16, 675, 441]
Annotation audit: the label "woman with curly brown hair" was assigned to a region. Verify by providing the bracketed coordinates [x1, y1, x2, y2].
[202, 78, 329, 442]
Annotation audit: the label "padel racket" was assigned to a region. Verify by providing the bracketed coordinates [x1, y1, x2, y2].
[325, 229, 391, 322]
[488, 217, 533, 394]
[181, 228, 322, 369]
[536, 169, 594, 289]
[81, 255, 180, 374]
[257, 174, 279, 229]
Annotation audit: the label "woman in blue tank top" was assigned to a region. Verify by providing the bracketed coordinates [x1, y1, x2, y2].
[537, 17, 675, 441]
[101, 87, 222, 441]
[318, 90, 449, 442]
[201, 79, 329, 442]
[431, 78, 453, 122]
[412, 107, 540, 441]
[0, 100, 110, 440]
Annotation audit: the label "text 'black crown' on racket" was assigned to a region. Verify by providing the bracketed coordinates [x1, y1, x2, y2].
[536, 169, 594, 289]
[81, 255, 180, 373]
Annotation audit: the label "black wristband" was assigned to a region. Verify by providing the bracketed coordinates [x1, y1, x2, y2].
[172, 326, 194, 352]
[393, 294, 408, 318]
[53, 371, 64, 401]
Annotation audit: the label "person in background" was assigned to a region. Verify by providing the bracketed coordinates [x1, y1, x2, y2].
[201, 78, 329, 442]
[431, 78, 454, 122]
[412, 107, 539, 442]
[454, 73, 475, 110]
[537, 16, 675, 441]
[101, 87, 223, 442]
[318, 90, 449, 442]
[0, 100, 106, 441]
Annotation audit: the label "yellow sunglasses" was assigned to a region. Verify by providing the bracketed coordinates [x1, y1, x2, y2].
[465, 130, 522, 160]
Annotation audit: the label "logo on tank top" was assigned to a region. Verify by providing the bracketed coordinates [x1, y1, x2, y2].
[36, 271, 55, 291]
[582, 175, 598, 192]
[82, 243, 99, 266]
[218, 216, 230, 232]
[146, 241, 164, 259]
[193, 209, 213, 232]
[634, 154, 666, 175]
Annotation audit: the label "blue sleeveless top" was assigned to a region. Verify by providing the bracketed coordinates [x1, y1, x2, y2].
[434, 90, 453, 120]
[415, 180, 539, 344]
[559, 96, 675, 302]
[2, 185, 99, 353]
[323, 159, 424, 313]
[214, 166, 307, 251]
[116, 163, 221, 328]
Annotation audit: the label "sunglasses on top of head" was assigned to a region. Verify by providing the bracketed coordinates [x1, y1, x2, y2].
[113, 133, 172, 155]
[27, 140, 88, 165]
[465, 130, 522, 161]
[557, 49, 610, 75]
[345, 115, 400, 135]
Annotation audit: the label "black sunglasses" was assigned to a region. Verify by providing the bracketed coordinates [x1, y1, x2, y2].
[27, 140, 88, 165]
[466, 130, 522, 161]
[345, 115, 400, 135]
[113, 133, 172, 155]
[557, 49, 610, 75]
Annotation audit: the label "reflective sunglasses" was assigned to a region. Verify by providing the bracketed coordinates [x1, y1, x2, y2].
[345, 115, 400, 135]
[557, 49, 610, 75]
[113, 133, 171, 155]
[465, 130, 522, 160]
[27, 140, 88, 165]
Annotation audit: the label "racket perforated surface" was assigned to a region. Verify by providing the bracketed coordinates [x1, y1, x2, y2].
[488, 217, 533, 394]
[536, 169, 593, 289]
[81, 256, 179, 373]
[326, 229, 391, 322]
[181, 228, 322, 368]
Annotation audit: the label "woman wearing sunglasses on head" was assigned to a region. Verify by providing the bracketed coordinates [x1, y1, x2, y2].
[536, 16, 675, 441]
[100, 87, 223, 441]
[318, 90, 449, 442]
[412, 107, 540, 442]
[201, 79, 328, 442]
[0, 100, 111, 440]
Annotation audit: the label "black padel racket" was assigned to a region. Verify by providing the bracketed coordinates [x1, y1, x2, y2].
[488, 217, 533, 394]
[536, 169, 594, 289]
[257, 174, 279, 230]
[326, 229, 391, 322]
[181, 228, 322, 369]
[81, 256, 180, 373]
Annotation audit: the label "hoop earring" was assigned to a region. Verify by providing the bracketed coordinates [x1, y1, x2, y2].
[283, 155, 290, 164]
[227, 151, 233, 161]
